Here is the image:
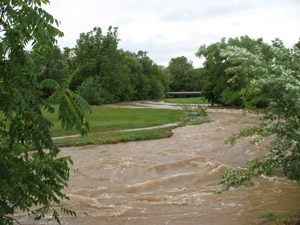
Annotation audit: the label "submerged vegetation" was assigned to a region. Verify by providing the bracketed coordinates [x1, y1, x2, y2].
[254, 210, 300, 225]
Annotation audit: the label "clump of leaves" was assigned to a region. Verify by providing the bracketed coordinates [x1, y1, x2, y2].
[179, 103, 211, 125]
[254, 210, 300, 225]
[219, 168, 253, 188]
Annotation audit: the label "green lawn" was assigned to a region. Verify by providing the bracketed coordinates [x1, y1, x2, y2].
[44, 105, 183, 137]
[1, 102, 211, 147]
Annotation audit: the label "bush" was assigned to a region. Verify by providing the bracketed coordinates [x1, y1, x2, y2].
[75, 77, 105, 105]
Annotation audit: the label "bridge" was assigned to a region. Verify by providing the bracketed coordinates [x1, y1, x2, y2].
[167, 91, 202, 97]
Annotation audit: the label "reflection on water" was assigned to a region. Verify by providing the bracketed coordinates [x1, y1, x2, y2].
[17, 107, 300, 225]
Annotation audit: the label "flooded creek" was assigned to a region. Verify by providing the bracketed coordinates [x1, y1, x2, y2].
[17, 106, 300, 224]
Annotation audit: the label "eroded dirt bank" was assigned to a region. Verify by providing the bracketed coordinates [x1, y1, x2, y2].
[17, 108, 300, 225]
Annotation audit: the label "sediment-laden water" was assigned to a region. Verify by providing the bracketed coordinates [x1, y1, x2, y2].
[16, 106, 300, 225]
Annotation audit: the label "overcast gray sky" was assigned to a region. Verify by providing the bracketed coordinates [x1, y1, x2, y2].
[44, 0, 300, 67]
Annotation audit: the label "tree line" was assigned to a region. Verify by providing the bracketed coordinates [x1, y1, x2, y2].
[38, 26, 206, 105]
[39, 26, 299, 110]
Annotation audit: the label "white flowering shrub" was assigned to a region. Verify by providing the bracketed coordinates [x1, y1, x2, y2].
[220, 39, 300, 186]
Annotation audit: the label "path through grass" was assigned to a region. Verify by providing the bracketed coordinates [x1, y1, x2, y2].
[45, 105, 183, 137]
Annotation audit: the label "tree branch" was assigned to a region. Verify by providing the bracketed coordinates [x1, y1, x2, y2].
[4, 216, 21, 225]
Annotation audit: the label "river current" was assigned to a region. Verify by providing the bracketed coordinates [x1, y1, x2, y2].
[17, 104, 300, 224]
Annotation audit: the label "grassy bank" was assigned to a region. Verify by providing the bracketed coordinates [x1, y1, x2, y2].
[0, 100, 211, 147]
[48, 100, 212, 146]
[46, 105, 184, 146]
[45, 105, 182, 137]
[54, 126, 176, 147]
[164, 97, 209, 104]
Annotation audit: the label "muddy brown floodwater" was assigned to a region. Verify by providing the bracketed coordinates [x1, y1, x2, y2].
[17, 104, 300, 225]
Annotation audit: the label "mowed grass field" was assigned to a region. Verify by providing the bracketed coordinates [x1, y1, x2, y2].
[44, 104, 184, 146]
[1, 98, 209, 146]
[47, 105, 183, 137]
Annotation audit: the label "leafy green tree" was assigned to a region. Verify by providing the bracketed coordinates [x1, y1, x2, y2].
[71, 27, 106, 88]
[197, 36, 270, 106]
[136, 51, 169, 99]
[181, 67, 205, 91]
[62, 47, 77, 79]
[167, 56, 197, 91]
[38, 45, 66, 82]
[71, 26, 130, 103]
[75, 76, 106, 105]
[196, 38, 228, 105]
[69, 28, 169, 103]
[38, 45, 67, 97]
[220, 39, 300, 187]
[120, 50, 143, 100]
[120, 50, 169, 100]
[0, 0, 91, 224]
